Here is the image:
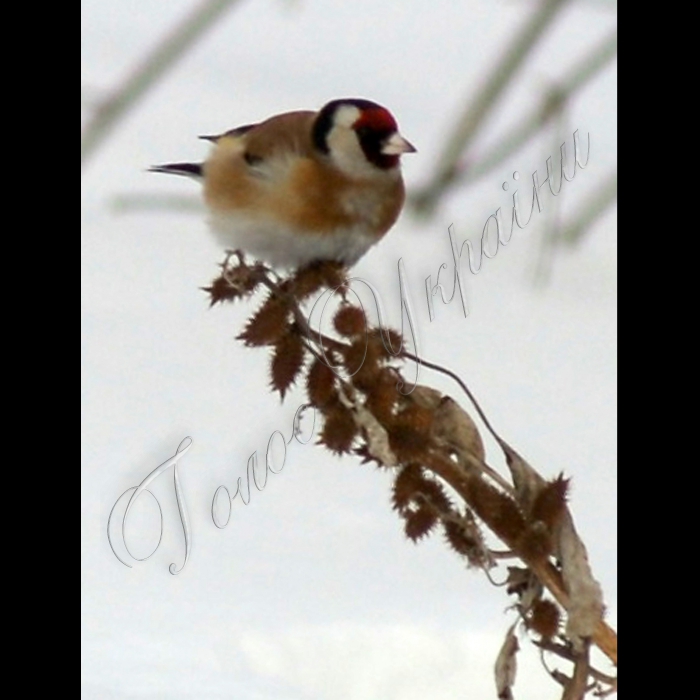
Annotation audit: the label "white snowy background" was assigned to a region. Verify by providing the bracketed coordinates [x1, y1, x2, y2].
[81, 1, 617, 698]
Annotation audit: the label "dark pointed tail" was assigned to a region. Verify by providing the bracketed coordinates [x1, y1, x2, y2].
[148, 162, 203, 179]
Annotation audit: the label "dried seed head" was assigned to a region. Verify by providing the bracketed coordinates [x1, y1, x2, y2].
[238, 294, 291, 346]
[319, 403, 357, 454]
[403, 506, 438, 542]
[333, 305, 367, 338]
[529, 599, 560, 639]
[530, 474, 569, 530]
[270, 332, 306, 400]
[306, 357, 337, 408]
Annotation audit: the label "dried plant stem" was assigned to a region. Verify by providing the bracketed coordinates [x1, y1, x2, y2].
[250, 264, 616, 666]
[535, 638, 617, 689]
[425, 453, 616, 666]
[209, 254, 617, 693]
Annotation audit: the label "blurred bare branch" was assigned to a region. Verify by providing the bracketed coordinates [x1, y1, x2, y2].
[81, 0, 243, 169]
[532, 167, 617, 282]
[109, 193, 204, 215]
[448, 31, 617, 191]
[412, 0, 572, 214]
[555, 171, 617, 247]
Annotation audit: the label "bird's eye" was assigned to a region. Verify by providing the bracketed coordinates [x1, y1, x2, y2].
[356, 126, 372, 138]
[244, 152, 263, 167]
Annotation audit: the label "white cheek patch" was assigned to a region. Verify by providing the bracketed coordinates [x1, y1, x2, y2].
[326, 123, 391, 180]
[333, 105, 362, 128]
[326, 127, 372, 177]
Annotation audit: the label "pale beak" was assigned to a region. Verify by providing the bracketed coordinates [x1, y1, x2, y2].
[381, 132, 417, 155]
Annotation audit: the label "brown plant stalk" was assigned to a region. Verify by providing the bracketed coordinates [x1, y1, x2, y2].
[206, 251, 617, 697]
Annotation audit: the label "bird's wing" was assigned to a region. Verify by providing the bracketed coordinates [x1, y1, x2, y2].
[235, 111, 318, 164]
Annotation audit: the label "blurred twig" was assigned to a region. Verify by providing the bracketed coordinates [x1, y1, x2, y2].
[533, 168, 617, 282]
[412, 0, 571, 214]
[109, 193, 204, 215]
[532, 105, 569, 284]
[449, 31, 617, 191]
[81, 0, 242, 169]
[555, 171, 617, 246]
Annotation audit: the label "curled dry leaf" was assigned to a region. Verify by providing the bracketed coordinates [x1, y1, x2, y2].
[506, 566, 543, 611]
[494, 623, 519, 700]
[409, 386, 485, 462]
[502, 446, 606, 649]
[407, 385, 442, 411]
[557, 510, 605, 647]
[501, 445, 546, 512]
[434, 396, 485, 462]
[338, 387, 397, 467]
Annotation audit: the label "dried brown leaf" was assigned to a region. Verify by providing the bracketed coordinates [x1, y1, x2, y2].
[433, 396, 485, 461]
[558, 510, 605, 646]
[494, 624, 519, 700]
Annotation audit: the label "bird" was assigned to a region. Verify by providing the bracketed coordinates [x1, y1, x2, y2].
[150, 98, 415, 269]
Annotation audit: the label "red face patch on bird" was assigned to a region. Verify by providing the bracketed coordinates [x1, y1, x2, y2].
[353, 107, 398, 134]
[352, 108, 403, 170]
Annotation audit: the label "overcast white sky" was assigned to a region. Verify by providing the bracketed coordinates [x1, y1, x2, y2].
[82, 1, 617, 698]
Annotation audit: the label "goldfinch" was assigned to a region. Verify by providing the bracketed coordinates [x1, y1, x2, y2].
[150, 98, 415, 268]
